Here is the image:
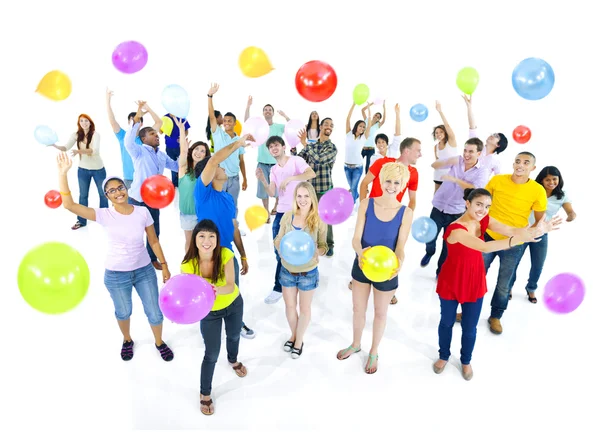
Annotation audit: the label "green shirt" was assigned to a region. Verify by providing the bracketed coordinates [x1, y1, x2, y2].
[179, 173, 197, 215]
[257, 123, 285, 164]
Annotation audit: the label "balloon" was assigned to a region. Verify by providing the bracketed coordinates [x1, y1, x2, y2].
[284, 119, 305, 147]
[353, 83, 370, 105]
[140, 175, 175, 209]
[18, 242, 90, 314]
[161, 84, 190, 118]
[36, 70, 72, 101]
[159, 274, 216, 324]
[234, 120, 242, 136]
[279, 230, 316, 266]
[409, 103, 429, 122]
[245, 205, 269, 231]
[411, 216, 437, 243]
[456, 67, 480, 95]
[512, 125, 532, 144]
[543, 273, 585, 314]
[373, 97, 384, 106]
[34, 125, 58, 145]
[512, 57, 555, 100]
[238, 46, 273, 78]
[243, 116, 270, 147]
[112, 40, 148, 74]
[44, 190, 62, 209]
[295, 60, 338, 102]
[362, 246, 399, 283]
[160, 116, 173, 137]
[318, 188, 354, 225]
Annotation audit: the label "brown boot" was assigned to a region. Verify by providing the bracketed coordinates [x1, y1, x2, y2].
[455, 313, 462, 323]
[488, 317, 502, 334]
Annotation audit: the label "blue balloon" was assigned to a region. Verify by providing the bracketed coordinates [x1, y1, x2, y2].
[512, 57, 555, 100]
[410, 103, 428, 122]
[34, 125, 58, 145]
[411, 216, 437, 243]
[161, 84, 190, 118]
[279, 230, 315, 266]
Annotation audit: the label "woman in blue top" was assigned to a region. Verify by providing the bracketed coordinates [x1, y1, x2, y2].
[509, 166, 577, 303]
[337, 162, 413, 374]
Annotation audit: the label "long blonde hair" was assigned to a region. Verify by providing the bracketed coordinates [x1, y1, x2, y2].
[292, 182, 320, 233]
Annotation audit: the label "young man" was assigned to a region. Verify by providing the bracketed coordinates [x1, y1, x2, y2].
[421, 137, 488, 274]
[298, 118, 338, 256]
[194, 133, 256, 339]
[163, 113, 190, 188]
[125, 101, 178, 271]
[244, 96, 291, 221]
[256, 136, 316, 304]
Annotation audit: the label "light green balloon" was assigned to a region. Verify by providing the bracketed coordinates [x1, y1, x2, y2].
[18, 242, 90, 314]
[353, 83, 370, 105]
[456, 67, 480, 95]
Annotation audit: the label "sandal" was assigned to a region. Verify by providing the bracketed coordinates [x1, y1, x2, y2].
[156, 343, 174, 361]
[71, 221, 84, 230]
[200, 397, 214, 416]
[348, 281, 352, 290]
[526, 289, 537, 304]
[390, 296, 398, 305]
[365, 354, 378, 374]
[121, 340, 134, 361]
[232, 362, 247, 377]
[270, 209, 277, 215]
[337, 345, 361, 360]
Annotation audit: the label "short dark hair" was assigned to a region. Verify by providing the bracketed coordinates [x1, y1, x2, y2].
[465, 137, 484, 152]
[517, 151, 536, 163]
[320, 117, 332, 125]
[224, 112, 237, 123]
[128, 112, 143, 123]
[375, 133, 388, 145]
[400, 137, 420, 153]
[138, 127, 155, 140]
[266, 135, 285, 147]
[195, 157, 211, 179]
[496, 133, 508, 154]
[263, 104, 274, 112]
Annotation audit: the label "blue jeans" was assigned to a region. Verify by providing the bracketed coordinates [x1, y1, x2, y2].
[129, 197, 160, 262]
[344, 164, 362, 202]
[425, 206, 463, 275]
[166, 147, 179, 188]
[438, 296, 483, 365]
[222, 175, 240, 217]
[77, 167, 108, 226]
[103, 263, 163, 325]
[509, 233, 548, 293]
[272, 212, 284, 292]
[483, 233, 527, 319]
[200, 295, 244, 395]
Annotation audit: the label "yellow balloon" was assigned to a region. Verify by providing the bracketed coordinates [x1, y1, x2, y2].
[161, 116, 173, 137]
[36, 70, 72, 101]
[238, 46, 273, 78]
[245, 205, 269, 231]
[362, 246, 399, 283]
[234, 120, 242, 136]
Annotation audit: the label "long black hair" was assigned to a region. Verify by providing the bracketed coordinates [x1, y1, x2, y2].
[181, 219, 223, 282]
[535, 166, 565, 199]
[205, 110, 222, 142]
[463, 187, 492, 202]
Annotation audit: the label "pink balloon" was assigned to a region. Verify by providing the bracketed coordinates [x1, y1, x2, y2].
[373, 97, 384, 105]
[243, 116, 270, 146]
[159, 274, 215, 324]
[543, 273, 585, 314]
[112, 40, 148, 74]
[284, 119, 305, 147]
[318, 188, 354, 225]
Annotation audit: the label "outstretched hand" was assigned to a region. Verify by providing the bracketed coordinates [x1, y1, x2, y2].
[56, 151, 73, 174]
[462, 94, 472, 107]
[208, 83, 219, 96]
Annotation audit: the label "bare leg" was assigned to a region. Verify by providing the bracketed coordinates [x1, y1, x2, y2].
[150, 323, 165, 346]
[262, 198, 269, 214]
[337, 280, 370, 359]
[272, 197, 280, 213]
[367, 289, 395, 372]
[184, 230, 193, 252]
[117, 319, 132, 342]
[282, 287, 299, 342]
[434, 183, 441, 194]
[294, 289, 315, 348]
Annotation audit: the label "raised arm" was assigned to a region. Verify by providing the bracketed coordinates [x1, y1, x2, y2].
[244, 95, 252, 122]
[361, 102, 372, 120]
[201, 135, 252, 185]
[462, 94, 476, 129]
[386, 104, 402, 158]
[124, 115, 144, 159]
[106, 89, 121, 133]
[364, 105, 373, 139]
[379, 101, 387, 126]
[142, 102, 163, 131]
[277, 109, 291, 122]
[174, 118, 190, 178]
[435, 100, 457, 146]
[56, 152, 96, 221]
[208, 83, 219, 133]
[346, 103, 355, 134]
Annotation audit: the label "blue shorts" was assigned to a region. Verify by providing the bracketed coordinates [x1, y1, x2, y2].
[279, 266, 319, 291]
[351, 257, 398, 292]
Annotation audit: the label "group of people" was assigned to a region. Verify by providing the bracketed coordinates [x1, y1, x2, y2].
[51, 83, 576, 415]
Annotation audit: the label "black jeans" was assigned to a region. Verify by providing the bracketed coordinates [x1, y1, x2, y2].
[129, 197, 160, 262]
[166, 146, 179, 187]
[425, 207, 462, 275]
[361, 147, 375, 174]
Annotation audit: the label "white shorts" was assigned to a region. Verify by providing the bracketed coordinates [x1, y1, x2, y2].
[180, 213, 198, 231]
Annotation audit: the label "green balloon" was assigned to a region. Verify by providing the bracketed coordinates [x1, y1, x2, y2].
[456, 67, 480, 95]
[353, 83, 370, 105]
[18, 242, 90, 314]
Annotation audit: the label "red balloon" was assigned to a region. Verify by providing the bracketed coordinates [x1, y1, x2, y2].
[513, 125, 532, 144]
[140, 175, 175, 209]
[295, 60, 338, 102]
[44, 190, 62, 209]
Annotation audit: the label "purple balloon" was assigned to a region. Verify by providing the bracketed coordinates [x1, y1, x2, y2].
[318, 187, 353, 225]
[543, 273, 585, 314]
[284, 119, 304, 147]
[159, 274, 215, 324]
[112, 40, 148, 74]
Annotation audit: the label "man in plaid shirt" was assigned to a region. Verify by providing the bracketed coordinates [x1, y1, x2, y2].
[298, 118, 338, 256]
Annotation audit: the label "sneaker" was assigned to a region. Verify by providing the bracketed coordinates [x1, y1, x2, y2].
[326, 247, 334, 257]
[241, 324, 256, 339]
[291, 343, 304, 359]
[264, 290, 283, 304]
[420, 253, 432, 267]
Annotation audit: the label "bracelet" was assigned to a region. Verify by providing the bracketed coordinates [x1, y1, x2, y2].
[160, 262, 168, 265]
[508, 236, 514, 248]
[59, 191, 71, 196]
[207, 94, 213, 98]
[241, 257, 247, 260]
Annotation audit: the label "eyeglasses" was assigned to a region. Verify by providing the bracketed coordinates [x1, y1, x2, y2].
[105, 185, 126, 195]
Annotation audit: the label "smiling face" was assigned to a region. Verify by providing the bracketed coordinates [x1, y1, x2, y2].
[463, 143, 481, 166]
[356, 122, 366, 135]
[295, 186, 313, 210]
[104, 179, 128, 205]
[321, 119, 333, 137]
[195, 230, 217, 254]
[192, 144, 206, 162]
[513, 154, 536, 178]
[79, 117, 91, 131]
[382, 177, 403, 196]
[373, 112, 382, 123]
[542, 174, 560, 193]
[466, 194, 492, 221]
[434, 127, 446, 142]
[268, 141, 284, 158]
[223, 116, 235, 131]
[263, 105, 274, 119]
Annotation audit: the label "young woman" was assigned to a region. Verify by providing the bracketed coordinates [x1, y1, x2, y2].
[345, 103, 373, 204]
[508, 166, 577, 303]
[306, 110, 320, 143]
[274, 182, 328, 358]
[174, 118, 210, 251]
[206, 110, 224, 153]
[432, 101, 458, 193]
[434, 188, 556, 380]
[181, 219, 247, 416]
[55, 152, 174, 362]
[361, 101, 386, 173]
[52, 114, 108, 230]
[337, 162, 413, 374]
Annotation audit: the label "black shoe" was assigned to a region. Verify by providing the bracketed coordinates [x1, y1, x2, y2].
[420, 253, 432, 267]
[156, 342, 174, 361]
[326, 247, 334, 257]
[121, 340, 134, 361]
[283, 340, 294, 352]
[291, 343, 304, 359]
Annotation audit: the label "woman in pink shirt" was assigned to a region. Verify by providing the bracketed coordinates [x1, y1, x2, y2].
[55, 152, 174, 362]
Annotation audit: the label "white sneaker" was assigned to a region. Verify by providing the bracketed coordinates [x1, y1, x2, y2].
[240, 229, 247, 236]
[264, 290, 283, 304]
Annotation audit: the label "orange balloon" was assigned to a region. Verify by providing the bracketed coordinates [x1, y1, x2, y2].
[244, 205, 269, 231]
[234, 120, 242, 136]
[36, 70, 72, 101]
[238, 46, 273, 78]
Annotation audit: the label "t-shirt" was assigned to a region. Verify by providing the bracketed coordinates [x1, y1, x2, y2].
[211, 126, 246, 177]
[258, 123, 285, 164]
[95, 206, 154, 271]
[180, 247, 239, 311]
[194, 179, 236, 249]
[270, 156, 311, 213]
[364, 122, 380, 147]
[163, 115, 190, 149]
[528, 192, 570, 225]
[115, 129, 141, 181]
[345, 132, 366, 165]
[368, 158, 419, 203]
[485, 174, 547, 240]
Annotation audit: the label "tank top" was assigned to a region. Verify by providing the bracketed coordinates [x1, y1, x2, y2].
[361, 199, 406, 250]
[433, 142, 458, 181]
[179, 173, 197, 215]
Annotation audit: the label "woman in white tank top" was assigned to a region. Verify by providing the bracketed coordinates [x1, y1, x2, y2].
[432, 101, 458, 193]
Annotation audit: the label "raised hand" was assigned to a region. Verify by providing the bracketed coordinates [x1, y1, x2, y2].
[56, 151, 73, 174]
[394, 103, 400, 114]
[435, 100, 442, 112]
[106, 88, 114, 100]
[298, 127, 307, 145]
[462, 93, 472, 107]
[247, 95, 252, 106]
[208, 83, 219, 96]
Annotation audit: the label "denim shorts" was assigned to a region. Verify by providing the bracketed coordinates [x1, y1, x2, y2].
[180, 213, 198, 231]
[279, 266, 319, 291]
[351, 257, 398, 292]
[256, 162, 278, 200]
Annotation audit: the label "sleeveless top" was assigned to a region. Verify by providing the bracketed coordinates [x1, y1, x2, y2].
[179, 173, 197, 215]
[361, 198, 406, 251]
[433, 142, 458, 181]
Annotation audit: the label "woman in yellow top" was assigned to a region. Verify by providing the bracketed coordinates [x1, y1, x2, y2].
[181, 219, 247, 416]
[274, 182, 328, 359]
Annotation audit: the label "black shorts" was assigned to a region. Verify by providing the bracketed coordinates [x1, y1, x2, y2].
[434, 180, 443, 185]
[351, 258, 398, 292]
